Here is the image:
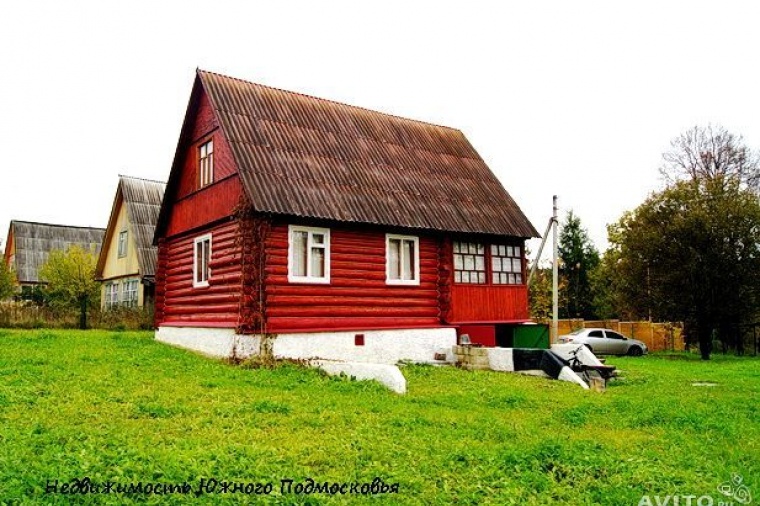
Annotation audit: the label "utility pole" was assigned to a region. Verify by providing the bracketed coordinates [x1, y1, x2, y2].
[552, 195, 558, 344]
[526, 196, 560, 343]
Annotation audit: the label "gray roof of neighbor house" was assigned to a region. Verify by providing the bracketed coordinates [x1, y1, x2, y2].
[156, 69, 538, 239]
[97, 176, 166, 280]
[5, 221, 105, 284]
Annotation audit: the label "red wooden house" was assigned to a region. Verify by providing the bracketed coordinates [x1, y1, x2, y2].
[154, 70, 538, 363]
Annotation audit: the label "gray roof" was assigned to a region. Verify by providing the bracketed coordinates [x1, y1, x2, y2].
[97, 176, 165, 279]
[7, 221, 105, 284]
[157, 70, 538, 239]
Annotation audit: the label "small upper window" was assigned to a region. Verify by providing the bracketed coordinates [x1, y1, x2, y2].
[117, 230, 128, 258]
[288, 226, 330, 284]
[199, 139, 214, 188]
[386, 234, 420, 285]
[193, 234, 212, 288]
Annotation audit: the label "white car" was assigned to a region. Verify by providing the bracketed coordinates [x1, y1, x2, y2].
[557, 328, 648, 356]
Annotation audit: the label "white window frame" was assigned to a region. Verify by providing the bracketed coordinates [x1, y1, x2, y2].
[287, 225, 330, 284]
[193, 234, 212, 288]
[117, 230, 128, 258]
[105, 282, 120, 309]
[385, 234, 420, 286]
[199, 139, 214, 188]
[122, 279, 139, 307]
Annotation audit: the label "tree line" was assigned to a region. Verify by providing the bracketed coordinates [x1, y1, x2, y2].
[530, 125, 760, 359]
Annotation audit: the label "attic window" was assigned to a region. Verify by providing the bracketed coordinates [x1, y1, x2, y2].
[118, 230, 128, 258]
[288, 225, 330, 284]
[193, 234, 212, 288]
[199, 139, 214, 188]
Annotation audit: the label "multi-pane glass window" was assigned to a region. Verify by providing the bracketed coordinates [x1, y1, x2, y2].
[288, 226, 330, 283]
[118, 230, 128, 258]
[491, 244, 523, 285]
[453, 241, 486, 284]
[453, 241, 523, 285]
[122, 279, 139, 307]
[199, 139, 214, 188]
[193, 234, 212, 287]
[105, 282, 119, 309]
[386, 235, 419, 285]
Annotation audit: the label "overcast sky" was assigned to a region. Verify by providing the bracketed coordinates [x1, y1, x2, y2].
[2, 1, 759, 261]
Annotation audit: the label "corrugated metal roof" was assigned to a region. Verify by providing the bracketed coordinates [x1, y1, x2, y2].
[97, 176, 165, 279]
[158, 70, 538, 238]
[121, 176, 165, 277]
[8, 221, 105, 283]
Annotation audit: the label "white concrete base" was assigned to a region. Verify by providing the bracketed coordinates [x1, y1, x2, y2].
[156, 326, 456, 365]
[485, 347, 515, 371]
[155, 327, 261, 358]
[314, 361, 407, 394]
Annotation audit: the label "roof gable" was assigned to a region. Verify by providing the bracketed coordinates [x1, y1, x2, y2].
[157, 70, 538, 239]
[8, 221, 105, 284]
[97, 176, 165, 279]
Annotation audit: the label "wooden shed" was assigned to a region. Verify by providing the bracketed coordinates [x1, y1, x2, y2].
[154, 69, 539, 363]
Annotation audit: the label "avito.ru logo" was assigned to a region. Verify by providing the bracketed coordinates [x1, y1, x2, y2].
[637, 473, 751, 506]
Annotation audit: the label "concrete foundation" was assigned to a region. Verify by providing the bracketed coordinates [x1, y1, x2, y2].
[156, 326, 456, 364]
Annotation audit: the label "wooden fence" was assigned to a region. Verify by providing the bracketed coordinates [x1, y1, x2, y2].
[0, 302, 153, 330]
[553, 319, 684, 352]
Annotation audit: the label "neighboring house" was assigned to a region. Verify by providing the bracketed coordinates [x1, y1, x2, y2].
[96, 175, 166, 310]
[154, 69, 539, 363]
[3, 221, 105, 298]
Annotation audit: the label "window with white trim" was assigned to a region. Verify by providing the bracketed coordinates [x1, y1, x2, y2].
[288, 226, 330, 283]
[193, 234, 212, 287]
[386, 234, 420, 285]
[117, 230, 128, 258]
[199, 139, 214, 188]
[453, 241, 486, 284]
[491, 244, 523, 285]
[453, 240, 524, 285]
[122, 279, 139, 307]
[105, 282, 120, 309]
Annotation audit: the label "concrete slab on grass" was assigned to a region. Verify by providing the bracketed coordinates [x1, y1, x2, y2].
[314, 361, 407, 394]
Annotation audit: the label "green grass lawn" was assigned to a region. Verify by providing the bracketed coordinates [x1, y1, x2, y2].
[0, 329, 758, 505]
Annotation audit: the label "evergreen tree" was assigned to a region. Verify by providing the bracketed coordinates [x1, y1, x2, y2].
[558, 211, 600, 319]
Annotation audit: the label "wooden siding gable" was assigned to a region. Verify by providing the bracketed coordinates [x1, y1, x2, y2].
[97, 193, 140, 281]
[156, 77, 243, 242]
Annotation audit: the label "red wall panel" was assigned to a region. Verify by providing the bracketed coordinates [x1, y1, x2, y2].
[165, 176, 243, 238]
[457, 325, 496, 347]
[448, 284, 530, 323]
[263, 222, 442, 333]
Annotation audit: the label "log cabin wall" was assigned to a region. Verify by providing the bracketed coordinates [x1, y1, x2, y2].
[155, 87, 244, 327]
[263, 221, 441, 333]
[157, 219, 241, 327]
